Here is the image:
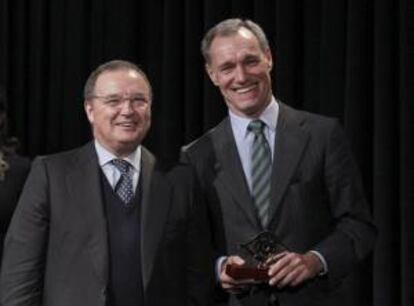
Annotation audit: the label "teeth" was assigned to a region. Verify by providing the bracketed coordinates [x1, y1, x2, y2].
[234, 84, 256, 93]
[118, 122, 135, 127]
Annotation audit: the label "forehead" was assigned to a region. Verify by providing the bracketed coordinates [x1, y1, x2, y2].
[94, 69, 150, 94]
[209, 28, 263, 64]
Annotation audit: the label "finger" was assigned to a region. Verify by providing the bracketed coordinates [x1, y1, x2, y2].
[226, 255, 245, 266]
[268, 252, 297, 276]
[265, 251, 289, 266]
[222, 275, 256, 286]
[220, 256, 244, 281]
[220, 256, 254, 293]
[269, 266, 295, 287]
[277, 265, 305, 288]
[289, 269, 310, 287]
[220, 272, 236, 284]
[268, 254, 303, 286]
[220, 266, 238, 287]
[269, 265, 294, 286]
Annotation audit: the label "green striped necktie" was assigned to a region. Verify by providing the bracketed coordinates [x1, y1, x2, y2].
[248, 120, 272, 228]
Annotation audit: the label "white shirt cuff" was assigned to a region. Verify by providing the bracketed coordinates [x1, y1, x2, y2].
[215, 256, 227, 281]
[309, 250, 328, 275]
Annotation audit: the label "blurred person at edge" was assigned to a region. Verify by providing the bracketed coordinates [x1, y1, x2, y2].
[0, 88, 30, 262]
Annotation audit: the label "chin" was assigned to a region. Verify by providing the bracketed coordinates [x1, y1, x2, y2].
[234, 95, 260, 106]
[114, 141, 140, 155]
[118, 137, 141, 146]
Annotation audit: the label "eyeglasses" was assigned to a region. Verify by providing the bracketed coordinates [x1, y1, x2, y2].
[91, 93, 150, 107]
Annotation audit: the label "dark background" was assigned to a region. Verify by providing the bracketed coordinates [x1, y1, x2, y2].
[1, 0, 413, 305]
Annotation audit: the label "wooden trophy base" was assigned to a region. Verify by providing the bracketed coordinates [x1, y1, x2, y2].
[226, 264, 269, 281]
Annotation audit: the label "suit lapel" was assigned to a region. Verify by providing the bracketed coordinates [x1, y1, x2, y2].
[66, 143, 109, 285]
[213, 119, 260, 228]
[268, 103, 310, 228]
[140, 147, 171, 290]
[65, 144, 170, 290]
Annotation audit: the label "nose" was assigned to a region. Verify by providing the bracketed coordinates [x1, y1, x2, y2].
[234, 65, 247, 83]
[119, 98, 134, 115]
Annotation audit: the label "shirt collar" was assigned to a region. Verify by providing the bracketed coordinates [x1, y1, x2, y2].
[229, 96, 279, 138]
[94, 140, 141, 172]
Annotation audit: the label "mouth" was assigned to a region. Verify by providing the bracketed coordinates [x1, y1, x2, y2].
[232, 83, 258, 94]
[115, 121, 138, 129]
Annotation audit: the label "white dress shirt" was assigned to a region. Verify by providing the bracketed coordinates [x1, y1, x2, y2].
[229, 97, 279, 193]
[94, 140, 141, 193]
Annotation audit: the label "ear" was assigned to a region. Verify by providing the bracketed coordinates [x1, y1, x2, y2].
[84, 100, 94, 124]
[205, 63, 219, 86]
[264, 48, 273, 71]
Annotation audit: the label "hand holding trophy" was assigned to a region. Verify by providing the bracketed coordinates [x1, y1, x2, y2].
[225, 232, 288, 281]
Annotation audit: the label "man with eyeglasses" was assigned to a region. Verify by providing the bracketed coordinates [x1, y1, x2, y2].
[0, 60, 213, 306]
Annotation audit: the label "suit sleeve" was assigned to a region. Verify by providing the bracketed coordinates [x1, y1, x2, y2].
[313, 120, 377, 282]
[179, 166, 214, 306]
[0, 157, 49, 306]
[180, 150, 226, 261]
[181, 149, 229, 304]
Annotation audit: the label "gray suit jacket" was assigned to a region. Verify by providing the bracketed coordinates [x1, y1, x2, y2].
[0, 142, 213, 306]
[181, 103, 376, 306]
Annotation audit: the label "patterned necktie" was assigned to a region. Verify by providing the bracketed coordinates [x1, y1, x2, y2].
[112, 159, 134, 205]
[248, 120, 272, 228]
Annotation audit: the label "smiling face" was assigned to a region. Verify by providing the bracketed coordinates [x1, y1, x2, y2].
[206, 27, 273, 118]
[84, 69, 151, 157]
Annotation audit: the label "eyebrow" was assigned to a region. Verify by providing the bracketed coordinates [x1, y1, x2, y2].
[216, 53, 260, 69]
[95, 92, 148, 97]
[217, 61, 234, 70]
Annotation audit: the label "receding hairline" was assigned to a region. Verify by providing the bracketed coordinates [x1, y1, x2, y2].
[201, 19, 270, 64]
[84, 60, 152, 101]
[94, 68, 150, 92]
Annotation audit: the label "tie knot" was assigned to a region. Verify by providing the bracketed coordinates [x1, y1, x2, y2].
[248, 120, 265, 135]
[112, 159, 131, 175]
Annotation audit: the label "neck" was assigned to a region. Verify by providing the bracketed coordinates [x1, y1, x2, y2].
[95, 139, 139, 158]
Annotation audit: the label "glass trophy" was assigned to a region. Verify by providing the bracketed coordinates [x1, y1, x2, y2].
[226, 231, 288, 281]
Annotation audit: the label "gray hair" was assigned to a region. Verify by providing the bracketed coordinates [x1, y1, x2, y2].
[83, 60, 152, 101]
[201, 18, 270, 64]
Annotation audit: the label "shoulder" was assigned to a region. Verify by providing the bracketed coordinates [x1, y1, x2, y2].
[31, 142, 95, 173]
[140, 144, 197, 187]
[181, 118, 229, 160]
[278, 103, 353, 161]
[279, 102, 341, 135]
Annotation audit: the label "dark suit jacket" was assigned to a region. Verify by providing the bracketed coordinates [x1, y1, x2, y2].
[0, 142, 213, 306]
[181, 103, 376, 306]
[0, 153, 31, 259]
